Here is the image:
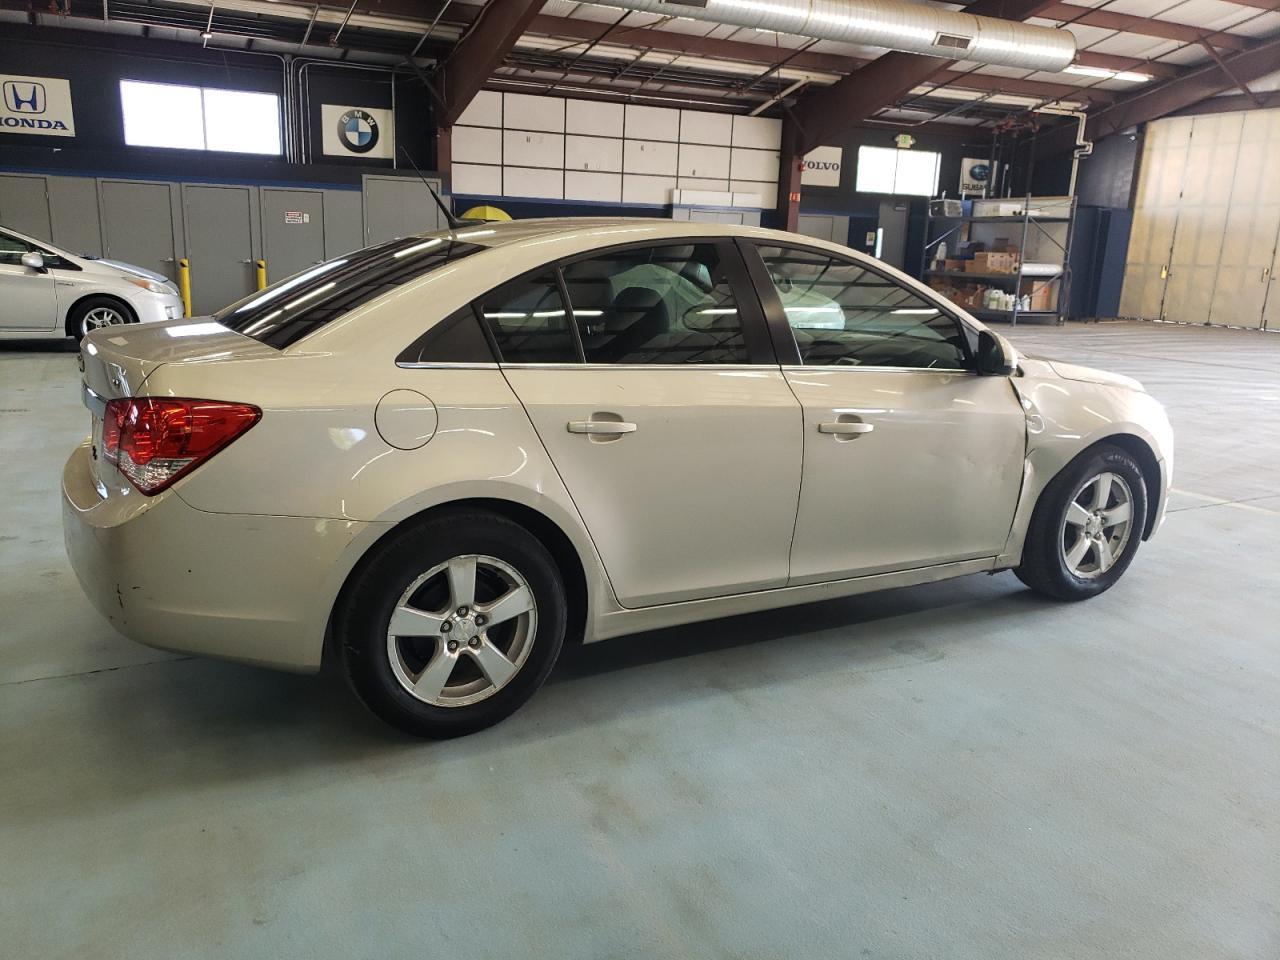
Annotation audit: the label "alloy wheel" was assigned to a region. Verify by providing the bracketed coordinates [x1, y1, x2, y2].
[81, 306, 127, 335]
[386, 554, 537, 707]
[1060, 471, 1135, 580]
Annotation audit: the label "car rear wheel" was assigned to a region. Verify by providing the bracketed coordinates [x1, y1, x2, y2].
[70, 297, 134, 340]
[1015, 444, 1148, 601]
[338, 511, 567, 738]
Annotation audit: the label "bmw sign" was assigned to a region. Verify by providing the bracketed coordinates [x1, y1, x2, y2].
[338, 108, 379, 154]
[321, 103, 394, 159]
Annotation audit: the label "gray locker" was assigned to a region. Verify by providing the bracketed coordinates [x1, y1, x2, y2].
[262, 188, 326, 284]
[183, 184, 256, 315]
[99, 180, 179, 282]
[363, 175, 446, 244]
[47, 177, 102, 258]
[797, 214, 850, 245]
[0, 175, 53, 241]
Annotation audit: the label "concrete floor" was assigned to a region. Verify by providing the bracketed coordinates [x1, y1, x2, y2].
[2, 322, 1277, 958]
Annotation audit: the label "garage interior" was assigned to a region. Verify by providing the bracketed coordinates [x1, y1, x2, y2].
[2, 0, 1279, 955]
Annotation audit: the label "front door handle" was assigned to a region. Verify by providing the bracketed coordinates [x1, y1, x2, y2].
[818, 421, 874, 436]
[567, 420, 637, 436]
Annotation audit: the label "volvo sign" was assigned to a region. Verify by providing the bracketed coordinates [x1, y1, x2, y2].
[802, 146, 842, 188]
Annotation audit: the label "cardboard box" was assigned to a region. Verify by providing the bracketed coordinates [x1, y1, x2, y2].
[969, 251, 1019, 273]
[1021, 278, 1057, 311]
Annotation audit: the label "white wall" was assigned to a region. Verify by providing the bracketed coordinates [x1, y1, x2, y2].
[452, 91, 780, 209]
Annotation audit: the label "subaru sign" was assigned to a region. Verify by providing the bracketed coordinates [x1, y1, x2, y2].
[0, 75, 75, 138]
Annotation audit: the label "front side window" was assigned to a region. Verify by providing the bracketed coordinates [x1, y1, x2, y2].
[756, 245, 969, 370]
[561, 243, 750, 365]
[477, 273, 579, 364]
[0, 232, 29, 265]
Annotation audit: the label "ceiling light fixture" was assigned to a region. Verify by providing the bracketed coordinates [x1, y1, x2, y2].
[1064, 64, 1151, 83]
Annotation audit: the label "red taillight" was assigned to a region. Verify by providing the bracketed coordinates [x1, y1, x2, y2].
[102, 397, 261, 495]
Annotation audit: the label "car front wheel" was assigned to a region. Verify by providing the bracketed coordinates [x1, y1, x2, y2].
[1015, 444, 1148, 601]
[338, 511, 567, 738]
[70, 297, 134, 340]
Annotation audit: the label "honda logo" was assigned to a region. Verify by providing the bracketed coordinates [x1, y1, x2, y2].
[3, 81, 46, 115]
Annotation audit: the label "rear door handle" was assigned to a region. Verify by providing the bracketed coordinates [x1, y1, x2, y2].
[567, 420, 637, 435]
[818, 421, 874, 436]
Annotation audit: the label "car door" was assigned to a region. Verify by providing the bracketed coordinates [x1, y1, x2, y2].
[0, 231, 57, 331]
[743, 241, 1026, 585]
[483, 240, 803, 608]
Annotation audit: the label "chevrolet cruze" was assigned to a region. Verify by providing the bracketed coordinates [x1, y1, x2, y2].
[62, 219, 1173, 737]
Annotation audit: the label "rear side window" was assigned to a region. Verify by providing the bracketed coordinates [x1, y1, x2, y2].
[477, 273, 579, 364]
[216, 237, 483, 348]
[560, 243, 751, 365]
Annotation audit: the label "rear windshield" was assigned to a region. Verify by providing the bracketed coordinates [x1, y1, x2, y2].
[216, 236, 484, 348]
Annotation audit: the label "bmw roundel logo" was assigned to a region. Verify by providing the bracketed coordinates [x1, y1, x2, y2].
[338, 108, 379, 154]
[968, 162, 991, 183]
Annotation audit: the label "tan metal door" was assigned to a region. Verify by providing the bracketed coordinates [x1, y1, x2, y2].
[1211, 110, 1280, 330]
[1162, 113, 1240, 324]
[1119, 115, 1193, 320]
[1264, 240, 1280, 331]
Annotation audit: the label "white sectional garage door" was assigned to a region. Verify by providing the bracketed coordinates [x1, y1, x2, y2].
[1121, 108, 1280, 330]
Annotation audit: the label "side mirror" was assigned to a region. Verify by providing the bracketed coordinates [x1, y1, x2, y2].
[976, 329, 1017, 376]
[20, 251, 46, 273]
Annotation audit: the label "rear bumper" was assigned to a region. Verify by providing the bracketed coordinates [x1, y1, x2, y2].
[62, 442, 373, 672]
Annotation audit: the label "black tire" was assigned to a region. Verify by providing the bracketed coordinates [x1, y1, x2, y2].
[68, 296, 136, 341]
[338, 510, 567, 738]
[1015, 443, 1148, 601]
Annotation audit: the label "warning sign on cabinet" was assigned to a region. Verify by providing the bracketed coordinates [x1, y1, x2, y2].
[284, 211, 310, 224]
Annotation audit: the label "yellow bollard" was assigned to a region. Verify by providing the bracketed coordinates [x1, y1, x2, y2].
[256, 259, 267, 290]
[178, 258, 192, 318]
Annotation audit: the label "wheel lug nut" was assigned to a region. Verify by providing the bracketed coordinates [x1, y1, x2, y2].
[469, 637, 480, 648]
[457, 606, 469, 617]
[474, 614, 486, 626]
[440, 621, 451, 633]
[447, 640, 458, 652]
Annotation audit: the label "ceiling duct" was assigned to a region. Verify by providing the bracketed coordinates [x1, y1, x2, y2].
[588, 0, 1076, 72]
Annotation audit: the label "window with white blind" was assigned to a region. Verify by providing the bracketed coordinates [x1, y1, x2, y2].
[120, 80, 282, 155]
[855, 146, 941, 197]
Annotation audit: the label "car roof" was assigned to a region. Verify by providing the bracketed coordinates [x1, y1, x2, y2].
[433, 216, 793, 249]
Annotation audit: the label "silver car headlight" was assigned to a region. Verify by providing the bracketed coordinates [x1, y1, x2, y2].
[124, 276, 175, 296]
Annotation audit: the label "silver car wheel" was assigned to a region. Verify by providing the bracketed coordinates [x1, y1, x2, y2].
[386, 554, 537, 707]
[81, 305, 128, 335]
[1060, 471, 1134, 580]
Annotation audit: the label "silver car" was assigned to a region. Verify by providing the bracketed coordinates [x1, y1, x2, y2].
[0, 226, 184, 339]
[62, 218, 1173, 738]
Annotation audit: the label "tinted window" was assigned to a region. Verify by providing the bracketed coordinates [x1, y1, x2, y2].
[561, 243, 750, 365]
[397, 305, 494, 364]
[216, 236, 483, 348]
[757, 245, 969, 370]
[477, 273, 579, 364]
[0, 232, 30, 265]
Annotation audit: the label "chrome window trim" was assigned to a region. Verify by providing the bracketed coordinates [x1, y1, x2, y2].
[396, 361, 500, 370]
[780, 364, 973, 375]
[498, 363, 769, 372]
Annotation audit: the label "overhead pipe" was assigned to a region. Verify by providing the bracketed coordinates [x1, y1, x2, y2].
[588, 0, 1076, 72]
